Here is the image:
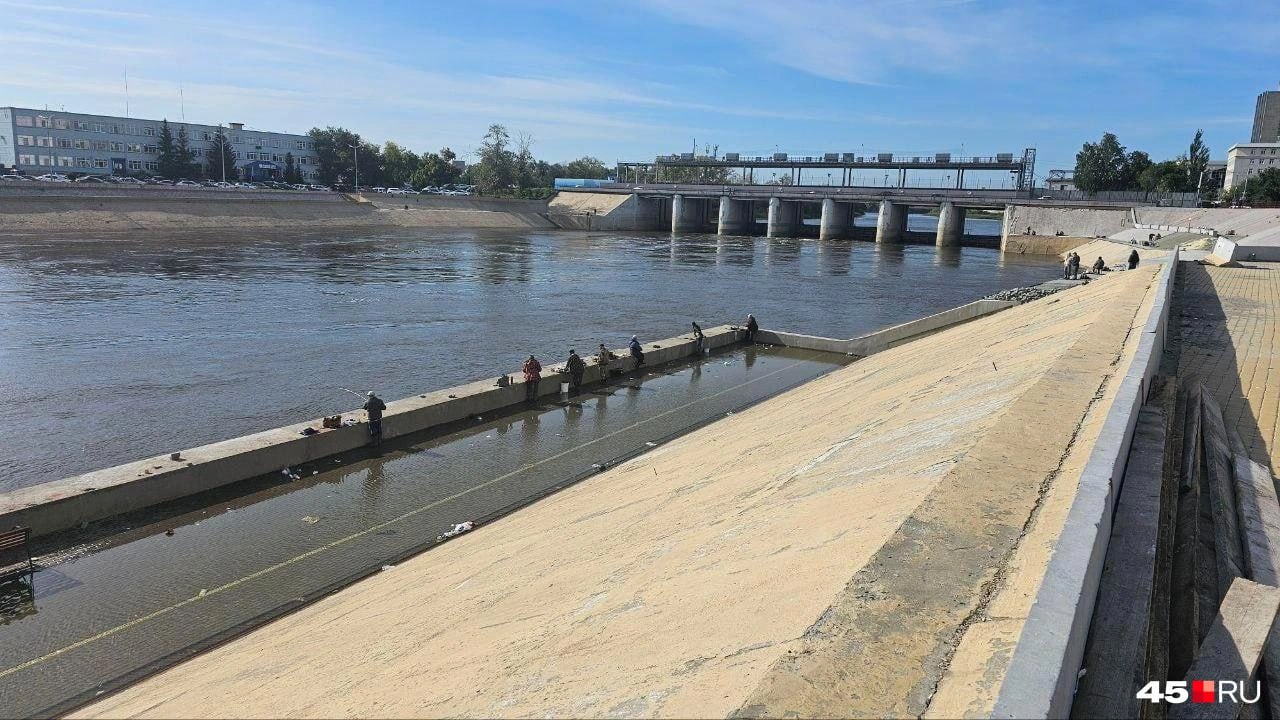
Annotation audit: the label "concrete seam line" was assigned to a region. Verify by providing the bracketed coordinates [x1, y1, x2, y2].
[0, 357, 812, 682]
[991, 251, 1177, 718]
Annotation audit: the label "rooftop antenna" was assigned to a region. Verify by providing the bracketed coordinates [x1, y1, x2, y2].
[179, 84, 186, 122]
[123, 66, 130, 117]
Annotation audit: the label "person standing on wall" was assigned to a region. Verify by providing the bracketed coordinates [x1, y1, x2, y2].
[597, 343, 614, 381]
[744, 314, 759, 343]
[363, 391, 387, 444]
[522, 355, 542, 403]
[566, 349, 586, 394]
[691, 321, 705, 354]
[629, 335, 645, 367]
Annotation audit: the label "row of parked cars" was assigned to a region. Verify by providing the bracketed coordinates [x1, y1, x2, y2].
[0, 173, 333, 191]
[359, 184, 474, 196]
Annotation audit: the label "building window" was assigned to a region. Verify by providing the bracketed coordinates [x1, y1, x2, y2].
[73, 120, 87, 130]
[93, 158, 108, 168]
[17, 135, 33, 146]
[18, 154, 35, 164]
[202, 132, 212, 141]
[37, 136, 54, 147]
[144, 126, 155, 136]
[127, 143, 142, 153]
[36, 116, 52, 128]
[73, 139, 89, 149]
[38, 155, 53, 165]
[57, 138, 72, 148]
[144, 144, 157, 153]
[54, 118, 68, 130]
[76, 158, 90, 167]
[92, 123, 105, 132]
[16, 115, 33, 127]
[128, 160, 142, 170]
[92, 141, 108, 150]
[145, 161, 158, 171]
[58, 156, 73, 167]
[124, 124, 137, 135]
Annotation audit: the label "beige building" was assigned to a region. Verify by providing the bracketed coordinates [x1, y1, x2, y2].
[1223, 142, 1280, 189]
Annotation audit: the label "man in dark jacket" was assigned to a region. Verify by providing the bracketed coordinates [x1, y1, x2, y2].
[745, 314, 759, 343]
[363, 391, 387, 443]
[566, 349, 586, 394]
[629, 336, 645, 367]
[1128, 249, 1140, 269]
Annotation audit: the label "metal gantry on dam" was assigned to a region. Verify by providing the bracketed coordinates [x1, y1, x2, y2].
[598, 148, 1037, 244]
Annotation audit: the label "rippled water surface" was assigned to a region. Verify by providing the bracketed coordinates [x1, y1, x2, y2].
[0, 227, 1059, 490]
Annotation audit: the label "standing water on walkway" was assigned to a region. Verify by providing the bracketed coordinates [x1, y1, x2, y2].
[0, 228, 1058, 491]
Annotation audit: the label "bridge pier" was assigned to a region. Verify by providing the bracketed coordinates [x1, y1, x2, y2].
[671, 194, 713, 234]
[876, 200, 909, 244]
[717, 196, 754, 235]
[936, 202, 966, 247]
[767, 198, 801, 238]
[819, 198, 855, 240]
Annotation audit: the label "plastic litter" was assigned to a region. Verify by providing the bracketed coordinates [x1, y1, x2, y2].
[436, 520, 475, 541]
[645, 441, 657, 447]
[302, 516, 320, 524]
[281, 467, 302, 481]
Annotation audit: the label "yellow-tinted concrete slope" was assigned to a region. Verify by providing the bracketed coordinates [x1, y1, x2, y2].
[1179, 262, 1280, 471]
[77, 268, 1161, 720]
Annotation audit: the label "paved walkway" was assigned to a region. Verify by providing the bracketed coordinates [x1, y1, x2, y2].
[1177, 261, 1280, 471]
[76, 269, 1163, 719]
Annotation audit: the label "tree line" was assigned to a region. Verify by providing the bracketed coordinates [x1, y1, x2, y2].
[306, 123, 612, 197]
[150, 120, 305, 183]
[1073, 130, 1211, 196]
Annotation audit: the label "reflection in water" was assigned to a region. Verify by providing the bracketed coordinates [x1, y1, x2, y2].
[0, 228, 1058, 492]
[0, 576, 36, 626]
[934, 246, 963, 268]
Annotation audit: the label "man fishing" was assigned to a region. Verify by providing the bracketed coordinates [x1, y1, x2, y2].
[363, 391, 386, 443]
[566, 349, 586, 394]
[522, 355, 542, 402]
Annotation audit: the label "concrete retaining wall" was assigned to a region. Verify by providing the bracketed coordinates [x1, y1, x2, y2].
[756, 299, 1017, 357]
[1002, 205, 1133, 254]
[0, 326, 742, 538]
[546, 191, 665, 231]
[992, 247, 1179, 718]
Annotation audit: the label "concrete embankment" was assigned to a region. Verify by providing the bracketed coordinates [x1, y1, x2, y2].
[0, 187, 556, 232]
[1001, 204, 1133, 255]
[0, 326, 741, 537]
[76, 261, 1173, 718]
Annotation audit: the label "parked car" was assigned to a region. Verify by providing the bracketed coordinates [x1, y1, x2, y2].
[116, 177, 145, 185]
[174, 179, 202, 187]
[0, 174, 34, 181]
[35, 173, 71, 182]
[386, 187, 411, 195]
[371, 187, 387, 193]
[73, 175, 111, 183]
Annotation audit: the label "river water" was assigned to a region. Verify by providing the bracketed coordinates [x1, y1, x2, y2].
[0, 226, 1058, 491]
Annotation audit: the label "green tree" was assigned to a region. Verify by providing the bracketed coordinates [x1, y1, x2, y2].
[1238, 168, 1280, 205]
[1123, 150, 1152, 191]
[283, 152, 302, 184]
[176, 124, 194, 178]
[382, 141, 419, 188]
[206, 126, 239, 182]
[1138, 160, 1188, 193]
[565, 156, 609, 179]
[473, 124, 515, 194]
[308, 127, 381, 186]
[1074, 132, 1131, 193]
[1187, 129, 1210, 194]
[156, 120, 186, 180]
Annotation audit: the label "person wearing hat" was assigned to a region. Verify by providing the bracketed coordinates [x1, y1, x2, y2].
[522, 355, 542, 402]
[628, 335, 645, 367]
[362, 391, 387, 443]
[565, 349, 586, 394]
[745, 313, 759, 343]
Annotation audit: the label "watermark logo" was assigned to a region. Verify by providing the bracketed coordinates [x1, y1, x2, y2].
[1136, 680, 1261, 704]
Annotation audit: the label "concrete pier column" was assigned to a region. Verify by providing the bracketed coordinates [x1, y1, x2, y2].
[766, 197, 801, 238]
[935, 202, 966, 247]
[819, 198, 853, 240]
[672, 194, 705, 234]
[876, 200, 908, 244]
[717, 196, 753, 235]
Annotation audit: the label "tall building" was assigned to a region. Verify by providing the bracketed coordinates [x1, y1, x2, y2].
[0, 107, 321, 180]
[1252, 87, 1280, 143]
[1223, 142, 1280, 189]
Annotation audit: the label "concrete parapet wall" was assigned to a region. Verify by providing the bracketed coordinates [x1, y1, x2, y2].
[0, 326, 743, 538]
[992, 248, 1179, 718]
[1002, 205, 1133, 253]
[756, 299, 1017, 357]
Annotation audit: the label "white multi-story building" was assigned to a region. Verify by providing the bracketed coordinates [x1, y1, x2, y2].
[0, 107, 321, 180]
[1223, 142, 1280, 190]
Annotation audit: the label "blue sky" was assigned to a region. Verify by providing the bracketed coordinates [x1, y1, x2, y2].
[1, 0, 1276, 182]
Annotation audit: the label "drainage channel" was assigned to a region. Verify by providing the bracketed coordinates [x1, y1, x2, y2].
[0, 343, 849, 718]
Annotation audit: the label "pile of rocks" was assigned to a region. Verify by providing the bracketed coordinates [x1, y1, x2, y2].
[985, 285, 1065, 304]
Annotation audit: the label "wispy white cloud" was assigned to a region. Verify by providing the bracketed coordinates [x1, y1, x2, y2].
[0, 0, 149, 18]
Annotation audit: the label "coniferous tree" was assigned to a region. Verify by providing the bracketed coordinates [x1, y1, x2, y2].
[156, 120, 184, 180]
[176, 125, 194, 178]
[283, 152, 302, 184]
[206, 126, 239, 182]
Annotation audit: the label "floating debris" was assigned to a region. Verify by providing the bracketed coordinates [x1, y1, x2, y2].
[281, 467, 302, 481]
[302, 516, 320, 524]
[436, 520, 475, 542]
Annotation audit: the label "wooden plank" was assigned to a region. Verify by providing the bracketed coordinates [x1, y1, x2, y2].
[1073, 404, 1168, 719]
[1169, 578, 1280, 720]
[1233, 454, 1280, 720]
[1172, 382, 1207, 673]
[1203, 392, 1246, 611]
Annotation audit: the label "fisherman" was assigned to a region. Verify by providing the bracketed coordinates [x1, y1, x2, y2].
[363, 391, 387, 443]
[522, 354, 542, 402]
[597, 343, 614, 380]
[1128, 249, 1140, 270]
[566, 349, 586, 394]
[1071, 252, 1082, 280]
[691, 321, 705, 354]
[629, 335, 645, 367]
[1091, 256, 1107, 274]
[745, 313, 759, 343]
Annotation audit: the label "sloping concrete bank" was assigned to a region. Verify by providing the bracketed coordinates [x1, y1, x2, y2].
[1002, 205, 1134, 255]
[0, 189, 556, 231]
[991, 248, 1178, 718]
[74, 264, 1166, 719]
[546, 191, 665, 231]
[757, 298, 1016, 355]
[0, 327, 743, 538]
